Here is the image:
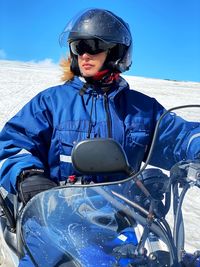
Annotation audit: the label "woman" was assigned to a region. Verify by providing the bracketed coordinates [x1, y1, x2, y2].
[0, 7, 200, 201]
[0, 9, 200, 266]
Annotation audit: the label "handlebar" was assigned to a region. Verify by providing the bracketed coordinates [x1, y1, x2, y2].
[170, 160, 200, 187]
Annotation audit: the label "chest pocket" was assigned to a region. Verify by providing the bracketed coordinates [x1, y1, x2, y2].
[57, 121, 97, 180]
[124, 123, 151, 171]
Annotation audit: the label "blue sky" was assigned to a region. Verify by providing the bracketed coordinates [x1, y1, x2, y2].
[0, 0, 200, 82]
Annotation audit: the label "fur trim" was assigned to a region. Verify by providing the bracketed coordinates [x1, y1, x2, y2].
[60, 57, 75, 82]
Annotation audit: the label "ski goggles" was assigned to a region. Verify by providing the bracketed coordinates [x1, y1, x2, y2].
[70, 39, 116, 56]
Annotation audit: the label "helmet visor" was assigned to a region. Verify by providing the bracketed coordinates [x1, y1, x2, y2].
[70, 39, 116, 56]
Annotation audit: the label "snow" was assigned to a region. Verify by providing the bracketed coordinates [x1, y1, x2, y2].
[0, 59, 200, 253]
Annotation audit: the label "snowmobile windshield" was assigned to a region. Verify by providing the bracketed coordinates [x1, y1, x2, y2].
[59, 8, 132, 47]
[20, 183, 171, 267]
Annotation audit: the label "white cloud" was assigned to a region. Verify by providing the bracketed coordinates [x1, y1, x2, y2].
[0, 49, 7, 59]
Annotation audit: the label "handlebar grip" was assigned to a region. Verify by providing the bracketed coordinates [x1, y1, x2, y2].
[187, 163, 200, 182]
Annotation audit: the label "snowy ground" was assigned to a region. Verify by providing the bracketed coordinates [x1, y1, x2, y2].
[0, 60, 200, 253]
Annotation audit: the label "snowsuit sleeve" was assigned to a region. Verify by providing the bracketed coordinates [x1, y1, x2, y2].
[149, 108, 200, 170]
[0, 92, 53, 194]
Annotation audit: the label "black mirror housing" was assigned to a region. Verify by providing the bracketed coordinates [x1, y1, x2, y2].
[71, 138, 132, 175]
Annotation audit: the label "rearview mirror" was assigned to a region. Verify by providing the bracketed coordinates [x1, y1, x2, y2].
[71, 138, 132, 175]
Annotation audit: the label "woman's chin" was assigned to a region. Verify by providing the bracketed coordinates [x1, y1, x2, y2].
[81, 71, 96, 78]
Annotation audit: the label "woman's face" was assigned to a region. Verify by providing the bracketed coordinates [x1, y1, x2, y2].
[78, 51, 107, 77]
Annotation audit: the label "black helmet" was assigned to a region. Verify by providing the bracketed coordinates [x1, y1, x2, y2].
[59, 9, 132, 74]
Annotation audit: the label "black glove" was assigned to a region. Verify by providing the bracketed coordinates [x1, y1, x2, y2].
[17, 169, 58, 204]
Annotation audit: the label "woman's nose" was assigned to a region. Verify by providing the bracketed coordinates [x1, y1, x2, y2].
[81, 53, 91, 59]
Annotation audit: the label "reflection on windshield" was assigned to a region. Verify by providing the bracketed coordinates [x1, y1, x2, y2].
[21, 185, 141, 267]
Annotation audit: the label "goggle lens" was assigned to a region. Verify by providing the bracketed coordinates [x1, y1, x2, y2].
[70, 39, 115, 56]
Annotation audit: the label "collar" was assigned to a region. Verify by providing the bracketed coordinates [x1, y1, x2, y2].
[77, 75, 129, 99]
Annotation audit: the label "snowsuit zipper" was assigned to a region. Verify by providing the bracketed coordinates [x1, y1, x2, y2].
[86, 92, 97, 138]
[104, 93, 112, 138]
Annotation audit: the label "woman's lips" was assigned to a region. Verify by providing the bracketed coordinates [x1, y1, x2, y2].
[82, 63, 94, 69]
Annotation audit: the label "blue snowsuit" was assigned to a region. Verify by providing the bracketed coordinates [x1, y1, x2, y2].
[0, 76, 200, 266]
[0, 76, 200, 192]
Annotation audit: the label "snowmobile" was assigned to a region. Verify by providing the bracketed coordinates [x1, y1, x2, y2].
[0, 105, 200, 267]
